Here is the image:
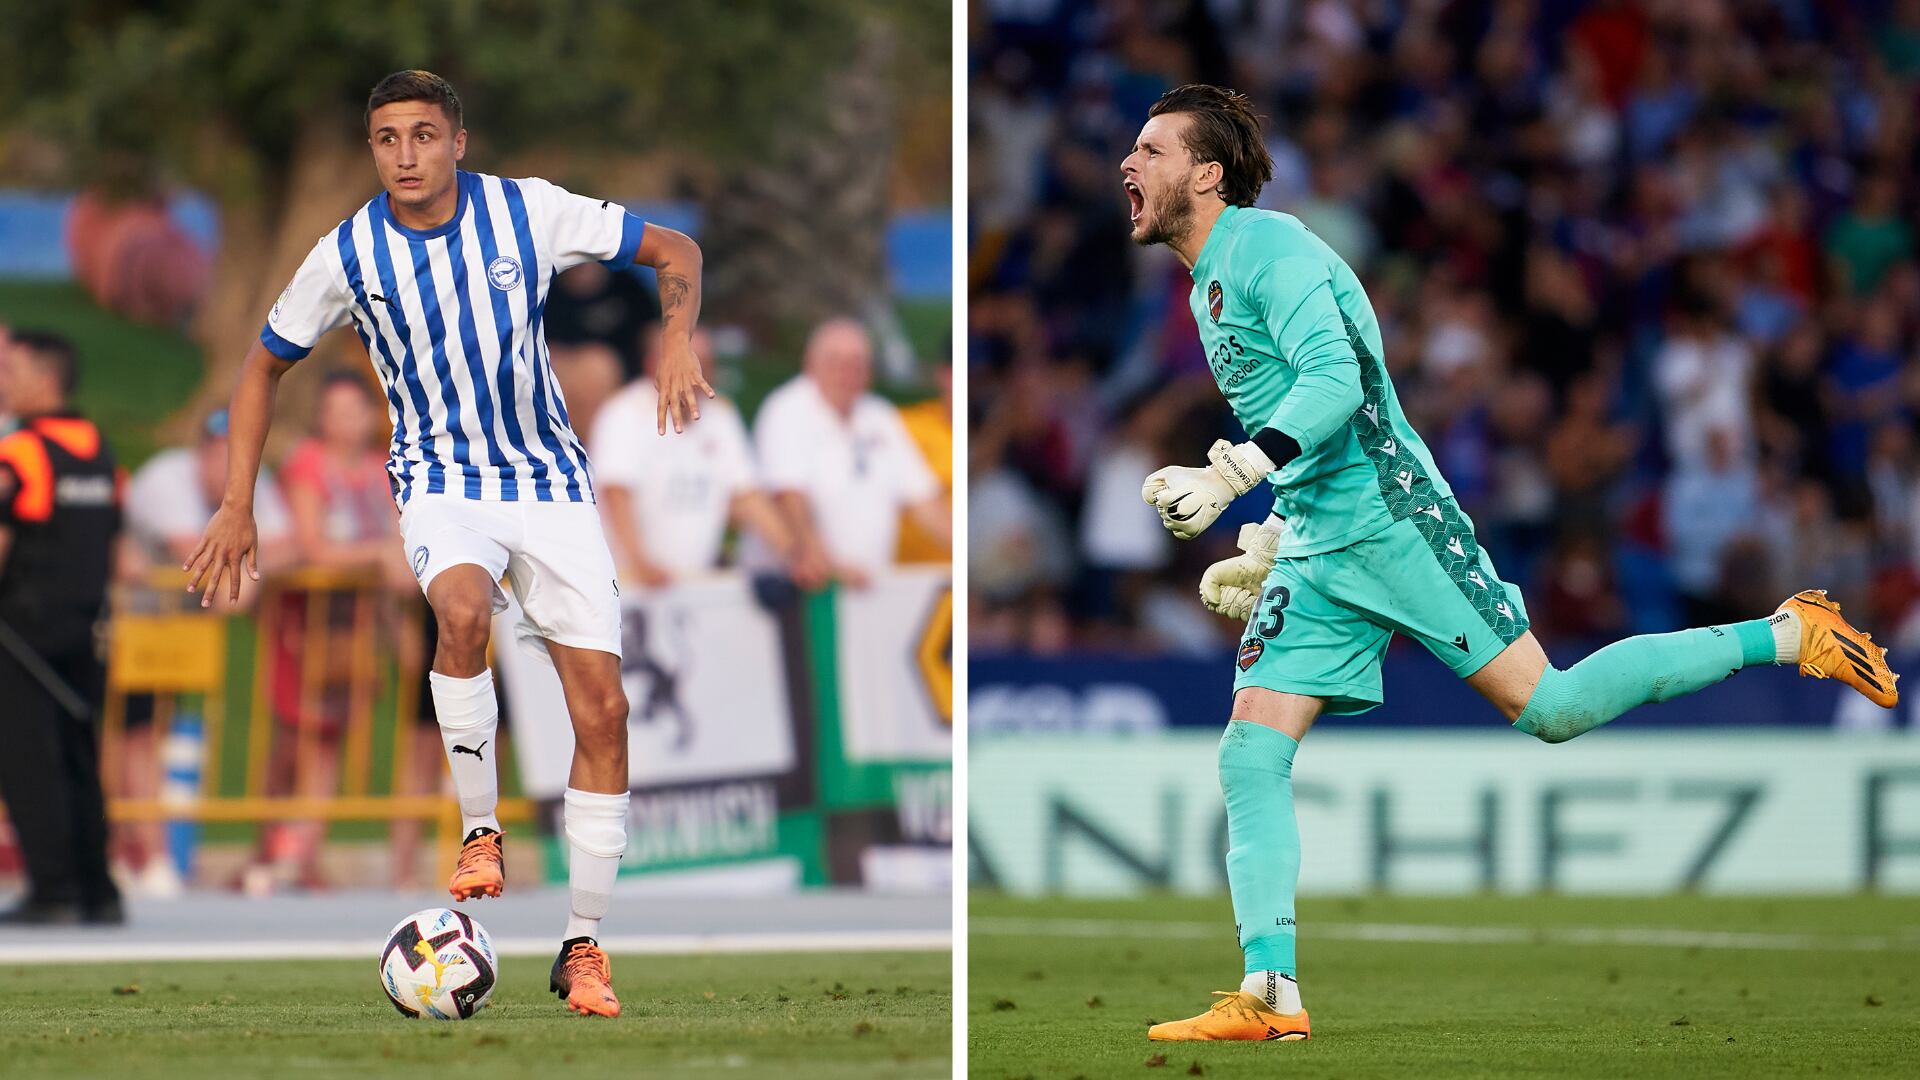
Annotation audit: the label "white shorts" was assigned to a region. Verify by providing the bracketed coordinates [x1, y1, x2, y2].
[399, 495, 622, 662]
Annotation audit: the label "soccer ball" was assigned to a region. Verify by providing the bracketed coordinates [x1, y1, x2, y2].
[379, 908, 498, 1019]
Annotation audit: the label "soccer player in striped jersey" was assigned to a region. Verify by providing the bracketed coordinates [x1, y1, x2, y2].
[1123, 84, 1900, 1042]
[185, 70, 711, 1017]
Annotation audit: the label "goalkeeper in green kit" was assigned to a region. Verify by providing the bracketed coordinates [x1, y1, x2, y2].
[1125, 85, 1900, 1043]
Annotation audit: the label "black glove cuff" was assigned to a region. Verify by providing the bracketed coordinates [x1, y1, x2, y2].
[1251, 427, 1304, 471]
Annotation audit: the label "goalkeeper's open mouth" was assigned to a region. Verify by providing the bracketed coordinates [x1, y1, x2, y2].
[1125, 180, 1144, 223]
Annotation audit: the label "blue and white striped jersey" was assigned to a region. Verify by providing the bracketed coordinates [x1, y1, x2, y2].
[260, 170, 648, 506]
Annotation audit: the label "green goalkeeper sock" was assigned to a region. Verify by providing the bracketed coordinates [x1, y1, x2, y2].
[1218, 720, 1300, 977]
[1514, 620, 1779, 744]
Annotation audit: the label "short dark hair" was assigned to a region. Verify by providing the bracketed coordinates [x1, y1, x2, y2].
[11, 330, 78, 396]
[1147, 84, 1275, 207]
[365, 70, 463, 133]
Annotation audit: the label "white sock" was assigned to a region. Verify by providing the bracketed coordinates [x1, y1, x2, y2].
[562, 787, 628, 942]
[1241, 971, 1302, 1015]
[1770, 609, 1802, 665]
[430, 670, 501, 837]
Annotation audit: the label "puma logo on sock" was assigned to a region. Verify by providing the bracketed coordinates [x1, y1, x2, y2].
[452, 741, 488, 761]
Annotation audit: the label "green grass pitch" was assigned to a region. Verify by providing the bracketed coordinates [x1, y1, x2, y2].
[969, 894, 1920, 1079]
[0, 948, 949, 1079]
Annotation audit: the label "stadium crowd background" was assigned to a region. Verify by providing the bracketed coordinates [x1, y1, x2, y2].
[969, 0, 1920, 662]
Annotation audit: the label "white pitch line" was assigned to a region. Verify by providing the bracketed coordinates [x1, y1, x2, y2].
[972, 917, 1920, 954]
[0, 929, 950, 965]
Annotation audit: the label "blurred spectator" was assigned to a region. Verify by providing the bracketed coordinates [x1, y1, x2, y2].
[280, 373, 406, 580]
[1824, 171, 1913, 297]
[548, 341, 626, 447]
[755, 317, 949, 586]
[544, 263, 659, 380]
[248, 372, 413, 895]
[1664, 427, 1761, 625]
[124, 409, 292, 573]
[1653, 285, 1755, 469]
[265, 373, 447, 889]
[1824, 293, 1907, 488]
[896, 362, 954, 564]
[590, 327, 799, 585]
[970, 0, 1920, 653]
[119, 409, 290, 895]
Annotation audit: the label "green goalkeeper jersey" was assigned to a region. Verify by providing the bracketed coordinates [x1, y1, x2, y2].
[1188, 204, 1454, 557]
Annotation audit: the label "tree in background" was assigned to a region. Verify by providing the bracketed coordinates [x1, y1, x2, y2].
[0, 0, 948, 423]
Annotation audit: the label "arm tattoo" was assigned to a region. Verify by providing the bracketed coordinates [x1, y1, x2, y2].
[658, 272, 691, 317]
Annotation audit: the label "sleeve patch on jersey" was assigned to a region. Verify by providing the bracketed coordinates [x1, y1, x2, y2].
[259, 322, 313, 362]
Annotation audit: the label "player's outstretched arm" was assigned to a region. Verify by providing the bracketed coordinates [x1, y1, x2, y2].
[635, 225, 713, 435]
[184, 340, 288, 608]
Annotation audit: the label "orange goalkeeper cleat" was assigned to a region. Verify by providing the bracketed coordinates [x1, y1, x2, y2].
[551, 937, 621, 1017]
[447, 827, 505, 901]
[1780, 589, 1899, 708]
[1146, 991, 1310, 1042]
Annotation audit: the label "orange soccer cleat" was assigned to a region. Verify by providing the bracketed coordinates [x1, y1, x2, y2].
[1779, 590, 1900, 708]
[1146, 991, 1310, 1042]
[447, 827, 505, 901]
[551, 937, 621, 1017]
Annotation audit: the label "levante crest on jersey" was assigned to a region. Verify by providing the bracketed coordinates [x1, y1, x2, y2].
[1237, 637, 1264, 671]
[1208, 280, 1223, 322]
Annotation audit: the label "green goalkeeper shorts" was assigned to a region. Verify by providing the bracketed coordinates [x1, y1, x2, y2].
[1231, 497, 1531, 714]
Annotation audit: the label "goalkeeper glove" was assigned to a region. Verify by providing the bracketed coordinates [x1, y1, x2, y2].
[1200, 519, 1283, 621]
[1141, 439, 1276, 540]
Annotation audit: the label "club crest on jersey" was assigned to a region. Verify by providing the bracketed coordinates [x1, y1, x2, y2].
[271, 284, 292, 323]
[412, 545, 430, 579]
[1238, 637, 1265, 671]
[487, 256, 522, 292]
[1208, 280, 1224, 322]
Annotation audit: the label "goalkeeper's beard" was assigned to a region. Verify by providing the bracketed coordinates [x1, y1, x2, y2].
[1135, 186, 1197, 248]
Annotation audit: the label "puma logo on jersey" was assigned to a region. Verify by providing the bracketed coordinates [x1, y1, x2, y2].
[1420, 503, 1444, 520]
[1380, 438, 1397, 457]
[1467, 570, 1486, 588]
[1362, 403, 1379, 426]
[1395, 470, 1413, 493]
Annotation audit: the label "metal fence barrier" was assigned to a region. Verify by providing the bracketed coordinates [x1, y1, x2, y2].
[97, 566, 532, 887]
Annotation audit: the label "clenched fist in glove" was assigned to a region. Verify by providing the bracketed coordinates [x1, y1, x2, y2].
[1200, 519, 1283, 620]
[1141, 439, 1277, 540]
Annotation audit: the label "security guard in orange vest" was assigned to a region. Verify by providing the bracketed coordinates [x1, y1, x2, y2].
[0, 331, 124, 924]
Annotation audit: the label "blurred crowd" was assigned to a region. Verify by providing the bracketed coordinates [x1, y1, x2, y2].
[0, 263, 949, 898]
[970, 0, 1920, 657]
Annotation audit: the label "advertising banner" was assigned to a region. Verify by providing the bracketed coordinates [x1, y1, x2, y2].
[498, 577, 794, 798]
[497, 570, 952, 890]
[833, 571, 953, 761]
[495, 577, 811, 883]
[802, 568, 953, 889]
[971, 732, 1920, 895]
